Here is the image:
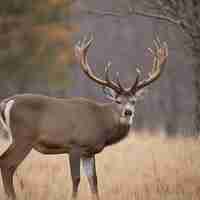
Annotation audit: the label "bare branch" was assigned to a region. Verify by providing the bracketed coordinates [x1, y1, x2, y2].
[86, 9, 125, 17]
[85, 7, 180, 25]
[87, 4, 198, 38]
[129, 7, 181, 26]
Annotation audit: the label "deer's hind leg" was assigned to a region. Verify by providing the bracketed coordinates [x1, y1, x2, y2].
[0, 139, 33, 200]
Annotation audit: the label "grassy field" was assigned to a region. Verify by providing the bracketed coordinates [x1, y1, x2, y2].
[0, 131, 200, 200]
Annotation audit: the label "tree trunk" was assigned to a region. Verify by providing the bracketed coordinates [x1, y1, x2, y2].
[194, 59, 200, 134]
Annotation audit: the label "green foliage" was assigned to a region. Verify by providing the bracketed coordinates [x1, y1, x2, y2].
[0, 0, 74, 94]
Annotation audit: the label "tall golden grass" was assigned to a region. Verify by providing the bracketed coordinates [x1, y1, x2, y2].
[0, 131, 200, 200]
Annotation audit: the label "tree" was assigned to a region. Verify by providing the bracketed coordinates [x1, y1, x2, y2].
[0, 0, 75, 97]
[88, 1, 200, 134]
[129, 1, 200, 133]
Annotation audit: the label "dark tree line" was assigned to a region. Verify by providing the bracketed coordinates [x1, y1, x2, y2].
[0, 0, 75, 97]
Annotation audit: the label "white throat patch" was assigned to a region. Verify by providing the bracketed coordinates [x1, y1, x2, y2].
[128, 114, 134, 125]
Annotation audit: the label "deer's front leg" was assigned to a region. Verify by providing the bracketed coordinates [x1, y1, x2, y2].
[69, 153, 81, 200]
[82, 156, 100, 200]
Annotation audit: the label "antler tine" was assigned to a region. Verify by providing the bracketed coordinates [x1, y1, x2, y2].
[135, 38, 168, 91]
[104, 62, 125, 93]
[105, 61, 112, 82]
[75, 35, 121, 93]
[104, 61, 124, 93]
[116, 72, 124, 91]
[129, 66, 141, 93]
[81, 35, 94, 52]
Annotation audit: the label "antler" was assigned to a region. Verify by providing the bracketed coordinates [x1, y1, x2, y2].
[75, 35, 123, 94]
[130, 37, 168, 93]
[75, 35, 168, 96]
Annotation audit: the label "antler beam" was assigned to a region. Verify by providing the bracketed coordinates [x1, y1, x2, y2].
[75, 35, 123, 93]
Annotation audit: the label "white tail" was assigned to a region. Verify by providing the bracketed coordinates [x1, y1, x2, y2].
[0, 100, 15, 142]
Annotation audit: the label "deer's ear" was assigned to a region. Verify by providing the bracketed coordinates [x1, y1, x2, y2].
[135, 88, 148, 101]
[102, 87, 117, 101]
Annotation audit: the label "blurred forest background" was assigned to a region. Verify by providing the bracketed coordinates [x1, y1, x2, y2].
[0, 0, 200, 136]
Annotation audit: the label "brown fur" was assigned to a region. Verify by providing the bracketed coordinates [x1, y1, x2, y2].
[0, 94, 131, 199]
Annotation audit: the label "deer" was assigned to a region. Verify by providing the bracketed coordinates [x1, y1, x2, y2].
[0, 35, 168, 200]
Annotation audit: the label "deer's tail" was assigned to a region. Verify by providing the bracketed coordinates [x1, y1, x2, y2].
[0, 99, 15, 141]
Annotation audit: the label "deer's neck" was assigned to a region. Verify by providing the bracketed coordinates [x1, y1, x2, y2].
[102, 103, 131, 146]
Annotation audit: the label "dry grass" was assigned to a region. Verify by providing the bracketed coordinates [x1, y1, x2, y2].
[0, 131, 200, 200]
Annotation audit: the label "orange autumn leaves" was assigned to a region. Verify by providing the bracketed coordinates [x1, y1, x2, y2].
[0, 0, 76, 90]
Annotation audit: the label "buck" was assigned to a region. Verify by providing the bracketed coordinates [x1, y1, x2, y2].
[0, 36, 168, 200]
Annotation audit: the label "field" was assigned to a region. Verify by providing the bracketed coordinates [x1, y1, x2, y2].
[0, 131, 200, 200]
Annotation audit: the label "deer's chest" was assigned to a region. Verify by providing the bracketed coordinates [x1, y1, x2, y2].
[105, 123, 130, 146]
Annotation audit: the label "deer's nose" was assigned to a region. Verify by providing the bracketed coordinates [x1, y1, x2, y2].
[124, 109, 132, 117]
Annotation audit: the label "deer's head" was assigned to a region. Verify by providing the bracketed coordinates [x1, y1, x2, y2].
[75, 36, 168, 125]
